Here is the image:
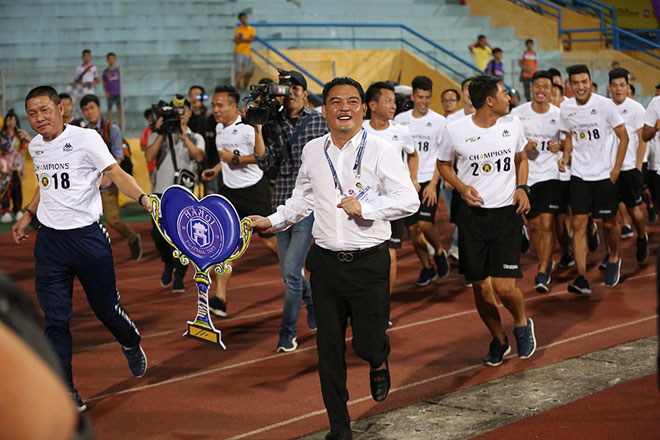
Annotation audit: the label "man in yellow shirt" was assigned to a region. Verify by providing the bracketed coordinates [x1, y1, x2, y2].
[468, 35, 493, 72]
[234, 12, 256, 91]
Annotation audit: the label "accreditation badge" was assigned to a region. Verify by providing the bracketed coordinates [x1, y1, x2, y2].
[345, 181, 377, 203]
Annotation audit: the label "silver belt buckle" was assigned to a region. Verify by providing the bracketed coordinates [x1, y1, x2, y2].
[337, 251, 354, 263]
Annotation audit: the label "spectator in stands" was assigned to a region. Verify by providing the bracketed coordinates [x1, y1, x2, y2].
[441, 88, 461, 117]
[234, 12, 256, 91]
[80, 94, 142, 261]
[102, 52, 122, 129]
[71, 49, 98, 120]
[519, 39, 538, 102]
[0, 109, 31, 223]
[485, 48, 504, 79]
[469, 35, 493, 72]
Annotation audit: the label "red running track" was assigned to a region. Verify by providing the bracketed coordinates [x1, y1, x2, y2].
[1, 220, 657, 439]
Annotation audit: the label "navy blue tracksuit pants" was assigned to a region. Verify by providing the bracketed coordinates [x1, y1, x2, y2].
[34, 222, 141, 389]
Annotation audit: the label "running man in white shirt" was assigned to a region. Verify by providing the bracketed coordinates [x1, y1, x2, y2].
[438, 75, 536, 367]
[642, 93, 660, 215]
[249, 77, 419, 439]
[201, 86, 278, 319]
[511, 71, 562, 293]
[13, 86, 150, 411]
[558, 64, 629, 293]
[363, 81, 418, 296]
[394, 76, 450, 286]
[607, 68, 648, 263]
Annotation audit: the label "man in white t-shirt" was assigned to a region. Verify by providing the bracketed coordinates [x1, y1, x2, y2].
[607, 68, 648, 263]
[511, 71, 562, 293]
[201, 85, 277, 319]
[13, 86, 151, 411]
[394, 76, 450, 286]
[145, 96, 205, 293]
[558, 64, 629, 294]
[438, 75, 536, 367]
[363, 81, 418, 299]
[642, 93, 660, 216]
[71, 49, 98, 120]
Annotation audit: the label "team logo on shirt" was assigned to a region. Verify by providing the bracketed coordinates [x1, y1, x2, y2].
[63, 143, 73, 152]
[465, 136, 481, 143]
[34, 150, 44, 156]
[549, 119, 557, 125]
[232, 129, 238, 135]
[622, 109, 628, 114]
[591, 109, 597, 115]
[392, 135, 399, 141]
[481, 161, 494, 174]
[39, 173, 52, 190]
[502, 130, 511, 137]
[426, 122, 433, 127]
[177, 206, 223, 259]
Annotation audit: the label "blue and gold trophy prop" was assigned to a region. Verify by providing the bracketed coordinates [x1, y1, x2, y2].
[149, 185, 252, 349]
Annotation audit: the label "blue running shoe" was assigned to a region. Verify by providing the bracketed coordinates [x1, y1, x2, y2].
[484, 336, 511, 366]
[434, 249, 450, 278]
[620, 224, 634, 239]
[513, 317, 536, 359]
[558, 252, 575, 269]
[306, 305, 317, 331]
[414, 267, 438, 286]
[534, 272, 550, 293]
[160, 264, 173, 287]
[122, 344, 147, 378]
[208, 296, 227, 317]
[598, 253, 610, 271]
[70, 390, 87, 412]
[568, 275, 591, 295]
[277, 334, 298, 353]
[604, 257, 621, 287]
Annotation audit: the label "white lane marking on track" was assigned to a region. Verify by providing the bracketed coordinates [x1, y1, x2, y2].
[222, 315, 657, 440]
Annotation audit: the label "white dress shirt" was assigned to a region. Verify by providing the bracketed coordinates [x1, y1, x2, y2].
[268, 129, 420, 251]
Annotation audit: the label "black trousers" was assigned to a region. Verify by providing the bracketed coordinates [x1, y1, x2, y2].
[151, 193, 188, 279]
[305, 243, 391, 433]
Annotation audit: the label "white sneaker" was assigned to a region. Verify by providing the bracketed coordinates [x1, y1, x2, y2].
[448, 247, 459, 260]
[14, 211, 23, 221]
[0, 212, 13, 223]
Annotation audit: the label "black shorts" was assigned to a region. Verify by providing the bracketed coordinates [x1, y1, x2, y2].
[405, 180, 439, 225]
[388, 218, 405, 249]
[456, 201, 523, 281]
[220, 176, 274, 238]
[642, 162, 651, 190]
[618, 168, 643, 208]
[527, 180, 564, 219]
[558, 180, 570, 213]
[570, 176, 619, 219]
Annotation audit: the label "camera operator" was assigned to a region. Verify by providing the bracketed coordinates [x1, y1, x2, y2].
[144, 95, 205, 293]
[253, 70, 328, 352]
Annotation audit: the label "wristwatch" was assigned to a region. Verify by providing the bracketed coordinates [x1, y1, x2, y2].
[231, 154, 240, 165]
[516, 184, 531, 196]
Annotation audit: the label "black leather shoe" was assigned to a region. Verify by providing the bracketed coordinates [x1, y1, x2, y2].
[325, 430, 353, 440]
[369, 360, 390, 402]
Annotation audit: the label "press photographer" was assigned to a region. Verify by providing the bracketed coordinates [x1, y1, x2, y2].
[251, 70, 328, 352]
[145, 94, 205, 292]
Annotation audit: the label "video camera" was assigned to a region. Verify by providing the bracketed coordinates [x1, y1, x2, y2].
[150, 95, 186, 134]
[242, 69, 292, 126]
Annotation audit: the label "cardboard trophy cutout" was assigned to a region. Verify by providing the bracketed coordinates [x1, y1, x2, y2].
[150, 186, 252, 348]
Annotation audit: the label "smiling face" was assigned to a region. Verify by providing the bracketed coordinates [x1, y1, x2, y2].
[322, 84, 366, 138]
[26, 95, 64, 142]
[411, 88, 432, 115]
[532, 77, 552, 106]
[569, 72, 592, 104]
[212, 92, 238, 125]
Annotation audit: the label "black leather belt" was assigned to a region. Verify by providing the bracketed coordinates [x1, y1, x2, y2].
[318, 242, 387, 263]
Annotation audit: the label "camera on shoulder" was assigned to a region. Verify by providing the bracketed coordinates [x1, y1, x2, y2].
[242, 68, 294, 126]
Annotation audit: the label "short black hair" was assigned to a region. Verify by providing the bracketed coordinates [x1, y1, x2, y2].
[629, 84, 636, 96]
[411, 75, 433, 92]
[365, 81, 395, 104]
[552, 83, 563, 94]
[492, 47, 502, 55]
[441, 89, 461, 102]
[82, 49, 91, 56]
[468, 75, 502, 110]
[461, 77, 475, 90]
[80, 94, 100, 109]
[478, 34, 486, 40]
[532, 70, 554, 83]
[106, 52, 116, 58]
[592, 82, 598, 91]
[547, 68, 562, 79]
[238, 12, 247, 19]
[608, 67, 629, 85]
[25, 86, 60, 109]
[189, 84, 206, 95]
[214, 85, 240, 104]
[525, 39, 534, 45]
[58, 92, 71, 101]
[567, 64, 591, 79]
[322, 77, 365, 104]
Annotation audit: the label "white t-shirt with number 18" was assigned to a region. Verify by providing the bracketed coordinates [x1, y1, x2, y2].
[438, 114, 527, 209]
[29, 124, 116, 230]
[394, 109, 446, 183]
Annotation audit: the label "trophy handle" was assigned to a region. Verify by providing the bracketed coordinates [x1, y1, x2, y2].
[226, 218, 253, 263]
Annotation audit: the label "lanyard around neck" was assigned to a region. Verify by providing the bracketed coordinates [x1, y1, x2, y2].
[323, 129, 367, 193]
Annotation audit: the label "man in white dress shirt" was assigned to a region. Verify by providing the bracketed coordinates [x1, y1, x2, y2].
[249, 77, 419, 440]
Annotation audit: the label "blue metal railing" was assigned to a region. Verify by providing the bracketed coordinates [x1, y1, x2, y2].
[250, 22, 491, 85]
